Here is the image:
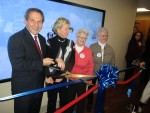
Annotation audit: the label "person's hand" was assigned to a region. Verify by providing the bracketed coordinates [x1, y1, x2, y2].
[55, 79, 63, 82]
[127, 88, 132, 98]
[43, 58, 54, 66]
[45, 77, 54, 84]
[55, 57, 65, 70]
[139, 62, 145, 68]
[65, 71, 71, 75]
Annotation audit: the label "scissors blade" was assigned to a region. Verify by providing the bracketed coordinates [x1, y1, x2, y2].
[49, 66, 61, 70]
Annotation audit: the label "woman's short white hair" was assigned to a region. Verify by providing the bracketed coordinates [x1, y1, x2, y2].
[76, 28, 89, 37]
[97, 27, 108, 35]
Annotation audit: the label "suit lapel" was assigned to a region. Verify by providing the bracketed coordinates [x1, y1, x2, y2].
[23, 28, 43, 59]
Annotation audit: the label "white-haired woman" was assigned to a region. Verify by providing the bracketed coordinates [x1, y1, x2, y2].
[87, 27, 115, 112]
[67, 28, 94, 113]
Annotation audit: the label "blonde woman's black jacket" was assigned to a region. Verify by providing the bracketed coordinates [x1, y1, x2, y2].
[45, 35, 75, 78]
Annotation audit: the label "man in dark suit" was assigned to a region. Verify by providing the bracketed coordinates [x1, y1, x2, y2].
[8, 8, 54, 113]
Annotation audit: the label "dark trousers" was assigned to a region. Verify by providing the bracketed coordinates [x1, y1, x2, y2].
[67, 82, 86, 113]
[87, 78, 97, 106]
[124, 62, 135, 81]
[128, 72, 148, 105]
[47, 81, 67, 113]
[14, 93, 43, 113]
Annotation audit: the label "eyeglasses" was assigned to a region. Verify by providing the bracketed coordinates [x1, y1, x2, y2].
[98, 34, 108, 37]
[78, 36, 87, 40]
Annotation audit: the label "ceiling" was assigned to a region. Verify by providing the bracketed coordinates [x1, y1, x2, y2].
[138, 0, 150, 10]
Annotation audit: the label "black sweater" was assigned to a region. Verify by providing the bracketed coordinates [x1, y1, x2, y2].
[46, 35, 75, 77]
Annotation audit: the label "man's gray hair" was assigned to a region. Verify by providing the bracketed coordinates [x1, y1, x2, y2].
[24, 8, 45, 23]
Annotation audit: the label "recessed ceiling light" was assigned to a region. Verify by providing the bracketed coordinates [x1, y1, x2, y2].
[137, 8, 150, 12]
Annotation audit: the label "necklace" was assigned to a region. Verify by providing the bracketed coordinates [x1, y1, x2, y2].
[58, 38, 66, 42]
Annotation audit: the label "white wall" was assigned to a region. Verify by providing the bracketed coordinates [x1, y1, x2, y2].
[0, 0, 139, 112]
[0, 82, 14, 113]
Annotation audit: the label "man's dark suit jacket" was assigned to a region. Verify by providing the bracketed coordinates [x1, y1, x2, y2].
[8, 27, 46, 113]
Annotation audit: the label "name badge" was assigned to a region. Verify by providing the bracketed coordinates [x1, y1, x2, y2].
[66, 46, 72, 52]
[97, 52, 101, 57]
[80, 53, 85, 58]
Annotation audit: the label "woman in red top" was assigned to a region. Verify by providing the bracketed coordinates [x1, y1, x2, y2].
[67, 28, 94, 113]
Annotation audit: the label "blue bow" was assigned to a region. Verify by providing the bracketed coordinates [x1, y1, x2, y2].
[94, 64, 119, 113]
